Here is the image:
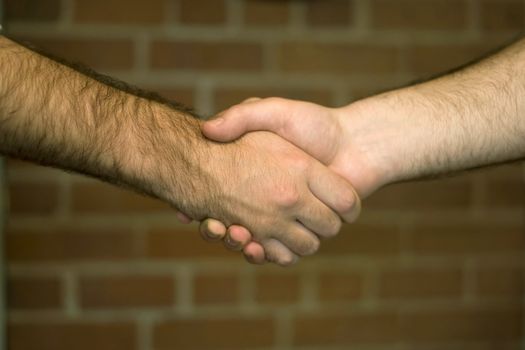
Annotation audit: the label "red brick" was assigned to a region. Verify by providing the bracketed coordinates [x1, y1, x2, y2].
[401, 308, 522, 343]
[17, 37, 135, 71]
[255, 273, 300, 304]
[5, 0, 60, 22]
[194, 273, 238, 304]
[478, 165, 525, 209]
[475, 267, 523, 297]
[151, 87, 195, 108]
[350, 83, 402, 100]
[214, 87, 334, 112]
[9, 183, 59, 215]
[179, 0, 227, 25]
[154, 317, 275, 349]
[74, 0, 165, 24]
[405, 344, 521, 350]
[484, 179, 525, 209]
[406, 44, 496, 77]
[478, 163, 524, 181]
[80, 275, 174, 309]
[306, 0, 353, 27]
[371, 0, 467, 30]
[480, 0, 525, 31]
[6, 158, 34, 170]
[72, 182, 170, 214]
[295, 308, 522, 346]
[318, 271, 363, 302]
[294, 312, 401, 346]
[7, 159, 65, 178]
[278, 42, 399, 75]
[6, 227, 139, 262]
[410, 221, 524, 256]
[146, 228, 237, 259]
[7, 276, 61, 310]
[366, 177, 472, 210]
[379, 267, 463, 299]
[8, 322, 137, 350]
[319, 222, 401, 256]
[151, 40, 263, 71]
[243, 0, 290, 26]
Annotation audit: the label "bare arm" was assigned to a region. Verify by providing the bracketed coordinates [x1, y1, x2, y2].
[343, 38, 525, 189]
[0, 35, 214, 216]
[200, 37, 525, 262]
[204, 38, 525, 196]
[0, 35, 356, 266]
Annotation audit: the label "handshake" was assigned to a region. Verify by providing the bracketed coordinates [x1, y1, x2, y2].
[0, 36, 395, 267]
[170, 96, 397, 267]
[3, 35, 522, 267]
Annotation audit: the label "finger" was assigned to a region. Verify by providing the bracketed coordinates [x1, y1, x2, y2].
[308, 162, 361, 224]
[296, 189, 342, 240]
[243, 242, 266, 264]
[228, 225, 252, 244]
[223, 225, 251, 251]
[272, 223, 321, 257]
[211, 97, 261, 123]
[263, 238, 299, 267]
[202, 98, 287, 143]
[199, 219, 227, 242]
[175, 211, 193, 224]
[202, 98, 338, 163]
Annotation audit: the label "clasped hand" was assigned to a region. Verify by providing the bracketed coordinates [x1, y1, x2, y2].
[177, 97, 379, 266]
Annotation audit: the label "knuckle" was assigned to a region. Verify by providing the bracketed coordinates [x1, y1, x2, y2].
[291, 156, 310, 173]
[266, 96, 285, 106]
[274, 184, 301, 209]
[242, 96, 259, 103]
[226, 104, 244, 118]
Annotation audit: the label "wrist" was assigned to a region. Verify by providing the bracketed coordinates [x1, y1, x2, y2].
[342, 82, 476, 190]
[116, 100, 219, 218]
[336, 90, 414, 195]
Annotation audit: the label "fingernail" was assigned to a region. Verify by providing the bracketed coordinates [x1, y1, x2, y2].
[226, 236, 239, 247]
[245, 254, 255, 263]
[207, 231, 221, 240]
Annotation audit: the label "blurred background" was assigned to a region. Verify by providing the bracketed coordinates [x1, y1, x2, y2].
[3, 0, 525, 349]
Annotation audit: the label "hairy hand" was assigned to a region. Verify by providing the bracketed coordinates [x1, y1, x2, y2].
[158, 119, 358, 266]
[196, 97, 385, 264]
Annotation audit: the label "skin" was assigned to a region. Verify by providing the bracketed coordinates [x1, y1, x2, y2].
[197, 37, 525, 264]
[0, 35, 361, 266]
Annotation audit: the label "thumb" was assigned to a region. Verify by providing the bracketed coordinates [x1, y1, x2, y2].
[202, 98, 287, 143]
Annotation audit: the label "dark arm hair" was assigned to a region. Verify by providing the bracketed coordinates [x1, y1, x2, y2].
[0, 35, 210, 209]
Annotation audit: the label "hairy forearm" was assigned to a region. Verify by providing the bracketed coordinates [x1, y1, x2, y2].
[0, 35, 212, 214]
[345, 38, 525, 187]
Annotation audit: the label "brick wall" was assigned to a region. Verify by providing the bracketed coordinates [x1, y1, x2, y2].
[4, 0, 525, 349]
